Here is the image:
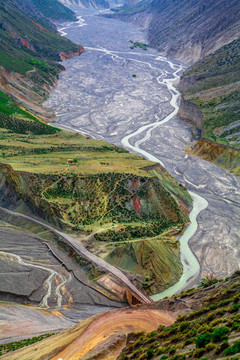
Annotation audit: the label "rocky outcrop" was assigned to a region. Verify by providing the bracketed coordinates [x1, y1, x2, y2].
[59, 46, 84, 61]
[178, 98, 204, 131]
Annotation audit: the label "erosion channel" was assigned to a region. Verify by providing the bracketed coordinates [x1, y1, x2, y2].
[44, 7, 240, 299]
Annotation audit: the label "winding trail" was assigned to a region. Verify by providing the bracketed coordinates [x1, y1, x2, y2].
[0, 206, 151, 304]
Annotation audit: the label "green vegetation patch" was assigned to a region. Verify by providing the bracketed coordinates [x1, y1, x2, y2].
[0, 92, 58, 135]
[0, 0, 80, 86]
[187, 88, 240, 149]
[0, 333, 55, 356]
[118, 272, 240, 359]
[129, 40, 148, 50]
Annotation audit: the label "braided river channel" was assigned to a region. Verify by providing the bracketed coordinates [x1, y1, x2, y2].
[44, 7, 240, 299]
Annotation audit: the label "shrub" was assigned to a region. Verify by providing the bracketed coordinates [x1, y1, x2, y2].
[229, 304, 239, 313]
[215, 340, 229, 354]
[146, 349, 154, 358]
[224, 341, 240, 356]
[209, 318, 226, 327]
[195, 334, 211, 348]
[201, 274, 218, 288]
[211, 326, 230, 343]
[205, 343, 216, 351]
[169, 346, 177, 355]
[179, 322, 190, 331]
[193, 348, 205, 358]
[130, 348, 143, 358]
[232, 321, 240, 330]
[155, 348, 163, 355]
[183, 338, 195, 347]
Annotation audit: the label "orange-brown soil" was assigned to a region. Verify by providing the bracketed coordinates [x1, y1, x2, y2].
[2, 307, 176, 360]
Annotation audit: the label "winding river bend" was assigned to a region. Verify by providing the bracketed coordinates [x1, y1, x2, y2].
[45, 8, 240, 298]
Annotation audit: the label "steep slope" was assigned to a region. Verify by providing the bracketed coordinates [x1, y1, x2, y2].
[179, 37, 240, 175]
[10, 0, 76, 24]
[2, 271, 240, 359]
[0, 0, 83, 121]
[0, 0, 76, 33]
[147, 0, 240, 62]
[106, 0, 240, 62]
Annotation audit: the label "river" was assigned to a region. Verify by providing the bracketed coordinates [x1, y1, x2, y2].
[44, 7, 240, 299]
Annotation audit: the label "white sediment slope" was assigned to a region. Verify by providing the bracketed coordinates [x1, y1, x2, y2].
[0, 250, 68, 308]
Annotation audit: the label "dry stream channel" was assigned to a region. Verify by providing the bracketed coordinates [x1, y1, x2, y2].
[43, 7, 240, 299]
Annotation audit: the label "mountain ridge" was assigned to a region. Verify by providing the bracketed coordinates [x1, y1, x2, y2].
[106, 0, 240, 63]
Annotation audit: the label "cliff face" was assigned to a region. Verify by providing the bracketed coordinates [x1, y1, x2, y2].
[59, 46, 85, 61]
[189, 140, 240, 176]
[178, 98, 204, 131]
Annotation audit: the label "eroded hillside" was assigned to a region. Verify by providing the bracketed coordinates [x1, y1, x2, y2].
[179, 38, 240, 175]
[0, 123, 192, 295]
